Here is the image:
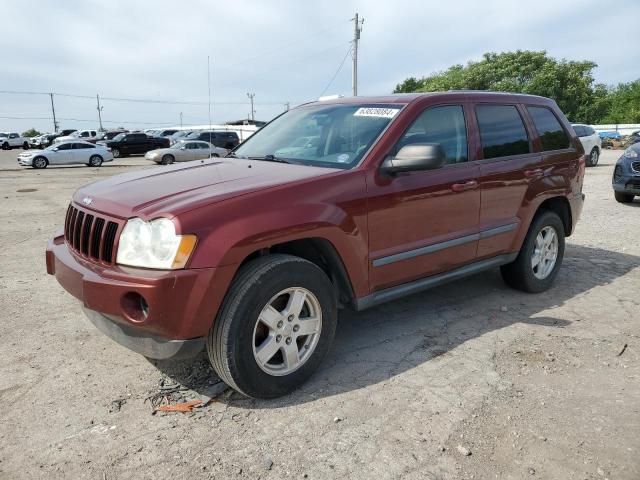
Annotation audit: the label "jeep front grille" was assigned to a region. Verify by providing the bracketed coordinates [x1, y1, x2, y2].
[64, 204, 122, 264]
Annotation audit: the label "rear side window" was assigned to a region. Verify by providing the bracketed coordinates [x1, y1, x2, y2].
[476, 105, 530, 159]
[397, 105, 468, 164]
[527, 106, 570, 151]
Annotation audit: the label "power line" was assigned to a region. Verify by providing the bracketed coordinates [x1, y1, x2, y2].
[0, 115, 177, 126]
[0, 90, 294, 106]
[319, 46, 353, 98]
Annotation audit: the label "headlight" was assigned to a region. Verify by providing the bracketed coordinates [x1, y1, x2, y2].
[116, 217, 197, 269]
[624, 149, 638, 158]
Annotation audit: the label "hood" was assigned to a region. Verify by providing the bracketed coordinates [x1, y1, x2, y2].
[73, 158, 339, 219]
[19, 149, 43, 156]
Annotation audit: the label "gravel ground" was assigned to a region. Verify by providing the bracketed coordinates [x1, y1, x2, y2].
[0, 149, 638, 480]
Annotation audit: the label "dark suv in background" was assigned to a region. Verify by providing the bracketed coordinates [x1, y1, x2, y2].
[187, 130, 240, 149]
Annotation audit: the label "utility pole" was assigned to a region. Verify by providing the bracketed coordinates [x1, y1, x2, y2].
[49, 93, 58, 132]
[284, 102, 290, 112]
[247, 92, 255, 121]
[96, 94, 104, 131]
[351, 13, 364, 96]
[180, 112, 183, 127]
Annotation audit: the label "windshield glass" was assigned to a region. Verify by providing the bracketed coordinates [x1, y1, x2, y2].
[112, 133, 126, 141]
[0, 133, 7, 138]
[233, 103, 403, 168]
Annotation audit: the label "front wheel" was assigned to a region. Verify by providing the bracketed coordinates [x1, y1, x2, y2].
[501, 210, 565, 293]
[160, 154, 174, 165]
[23, 142, 29, 150]
[1, 142, 9, 150]
[614, 191, 634, 203]
[586, 148, 599, 167]
[111, 148, 120, 158]
[207, 254, 337, 399]
[32, 156, 48, 169]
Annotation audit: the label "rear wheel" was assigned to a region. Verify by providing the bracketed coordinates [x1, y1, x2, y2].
[207, 254, 337, 398]
[88, 155, 103, 167]
[23, 142, 29, 150]
[161, 154, 174, 165]
[501, 210, 565, 293]
[614, 191, 634, 203]
[586, 147, 599, 167]
[2, 142, 9, 150]
[32, 156, 48, 169]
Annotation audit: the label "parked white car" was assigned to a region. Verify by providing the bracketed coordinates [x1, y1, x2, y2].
[572, 124, 602, 167]
[144, 140, 228, 164]
[1, 132, 30, 150]
[54, 129, 99, 144]
[17, 141, 113, 169]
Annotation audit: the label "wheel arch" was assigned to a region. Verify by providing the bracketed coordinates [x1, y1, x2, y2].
[536, 196, 572, 237]
[236, 237, 356, 307]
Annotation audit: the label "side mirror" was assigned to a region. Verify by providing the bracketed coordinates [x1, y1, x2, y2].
[380, 143, 446, 175]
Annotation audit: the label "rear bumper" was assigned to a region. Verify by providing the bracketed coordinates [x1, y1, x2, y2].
[46, 231, 236, 357]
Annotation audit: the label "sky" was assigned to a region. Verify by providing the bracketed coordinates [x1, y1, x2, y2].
[1, 0, 638, 134]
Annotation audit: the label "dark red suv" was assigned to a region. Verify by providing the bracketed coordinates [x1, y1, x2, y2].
[46, 92, 585, 398]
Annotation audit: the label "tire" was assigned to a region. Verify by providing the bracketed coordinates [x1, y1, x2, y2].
[207, 254, 337, 399]
[1, 142, 9, 150]
[160, 154, 174, 165]
[32, 156, 48, 169]
[111, 148, 120, 158]
[23, 142, 29, 150]
[88, 155, 103, 167]
[586, 147, 599, 167]
[501, 210, 565, 293]
[614, 191, 634, 203]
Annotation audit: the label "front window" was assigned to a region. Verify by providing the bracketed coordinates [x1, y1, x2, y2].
[233, 103, 404, 168]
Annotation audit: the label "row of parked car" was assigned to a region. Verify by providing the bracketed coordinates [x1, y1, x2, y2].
[14, 127, 243, 169]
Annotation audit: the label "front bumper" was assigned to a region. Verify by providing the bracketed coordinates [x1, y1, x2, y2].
[612, 164, 640, 194]
[83, 307, 204, 359]
[18, 157, 34, 166]
[46, 231, 235, 359]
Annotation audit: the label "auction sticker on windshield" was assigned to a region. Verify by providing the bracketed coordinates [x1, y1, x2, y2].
[353, 107, 400, 118]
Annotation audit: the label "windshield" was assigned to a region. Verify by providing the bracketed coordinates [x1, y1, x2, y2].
[233, 103, 403, 168]
[112, 133, 126, 141]
[0, 133, 7, 138]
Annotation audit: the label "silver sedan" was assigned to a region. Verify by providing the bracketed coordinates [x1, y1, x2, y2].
[145, 140, 228, 165]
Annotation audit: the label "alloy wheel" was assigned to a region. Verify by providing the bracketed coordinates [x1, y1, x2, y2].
[531, 226, 558, 279]
[252, 287, 322, 376]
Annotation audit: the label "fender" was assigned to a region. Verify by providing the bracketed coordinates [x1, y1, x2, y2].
[177, 170, 370, 299]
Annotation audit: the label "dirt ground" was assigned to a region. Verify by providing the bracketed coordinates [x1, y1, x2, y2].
[0, 148, 638, 480]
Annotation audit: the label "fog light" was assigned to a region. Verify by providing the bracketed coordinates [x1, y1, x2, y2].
[121, 292, 149, 323]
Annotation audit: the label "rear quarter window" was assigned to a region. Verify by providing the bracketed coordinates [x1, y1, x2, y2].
[475, 105, 530, 159]
[527, 106, 570, 151]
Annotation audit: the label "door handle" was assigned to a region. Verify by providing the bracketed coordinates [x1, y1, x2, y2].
[451, 180, 478, 192]
[524, 168, 543, 178]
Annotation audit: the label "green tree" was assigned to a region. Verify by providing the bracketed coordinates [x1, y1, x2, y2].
[602, 80, 640, 124]
[21, 128, 42, 138]
[392, 50, 620, 123]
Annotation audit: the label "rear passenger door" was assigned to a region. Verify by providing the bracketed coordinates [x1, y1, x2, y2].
[473, 104, 540, 259]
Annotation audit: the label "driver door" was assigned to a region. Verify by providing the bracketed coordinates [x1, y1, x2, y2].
[367, 104, 481, 291]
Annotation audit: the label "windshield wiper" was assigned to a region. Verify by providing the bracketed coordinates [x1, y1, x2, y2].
[247, 154, 291, 164]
